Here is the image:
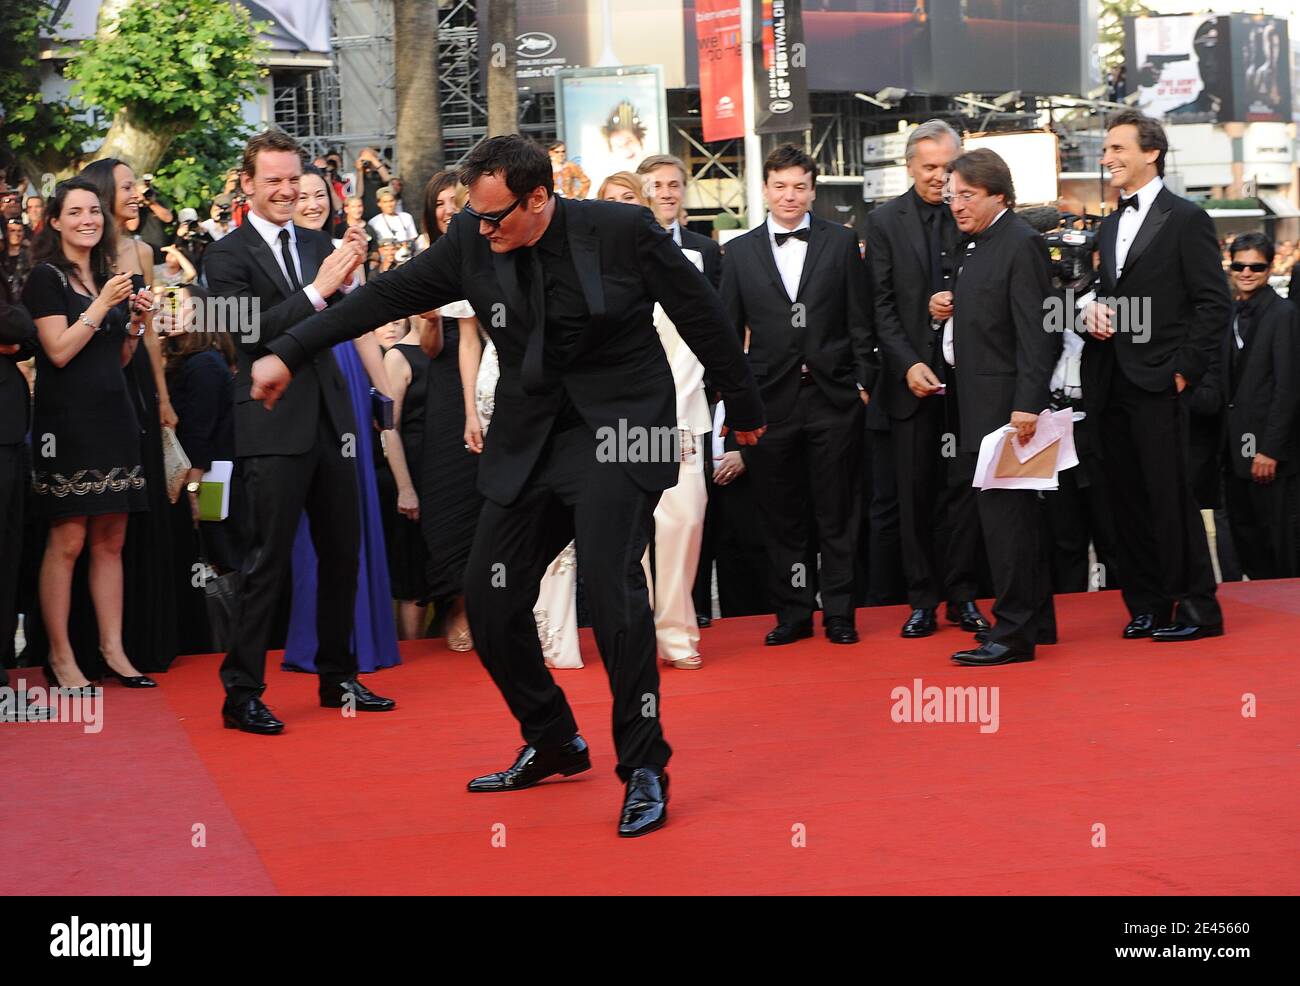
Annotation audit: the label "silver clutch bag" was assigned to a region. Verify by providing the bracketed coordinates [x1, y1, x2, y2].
[160, 426, 191, 504]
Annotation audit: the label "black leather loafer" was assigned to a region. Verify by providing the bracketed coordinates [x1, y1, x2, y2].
[764, 622, 813, 646]
[618, 768, 669, 837]
[319, 677, 396, 712]
[901, 608, 937, 638]
[951, 642, 1034, 666]
[467, 736, 591, 792]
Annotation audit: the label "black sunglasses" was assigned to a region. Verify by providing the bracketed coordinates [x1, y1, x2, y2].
[1229, 261, 1269, 273]
[462, 197, 523, 229]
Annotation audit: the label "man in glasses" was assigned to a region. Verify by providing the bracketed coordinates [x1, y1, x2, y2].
[248, 135, 765, 837]
[1079, 110, 1231, 642]
[1220, 232, 1299, 579]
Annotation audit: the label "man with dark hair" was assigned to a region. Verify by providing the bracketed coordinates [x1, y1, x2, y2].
[204, 130, 392, 734]
[865, 119, 991, 640]
[1080, 111, 1231, 640]
[248, 135, 765, 837]
[1220, 232, 1299, 578]
[721, 142, 875, 647]
[944, 149, 1059, 666]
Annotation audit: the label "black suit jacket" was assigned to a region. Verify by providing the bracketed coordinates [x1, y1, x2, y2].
[865, 189, 958, 421]
[204, 220, 356, 457]
[1086, 185, 1231, 402]
[268, 198, 763, 506]
[0, 297, 35, 446]
[1223, 286, 1300, 478]
[720, 215, 875, 424]
[680, 227, 722, 290]
[951, 211, 1059, 454]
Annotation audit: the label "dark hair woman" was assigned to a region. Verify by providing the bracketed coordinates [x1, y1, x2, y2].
[76, 156, 179, 675]
[21, 178, 155, 689]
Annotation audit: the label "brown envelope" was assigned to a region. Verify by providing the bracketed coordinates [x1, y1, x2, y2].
[993, 434, 1060, 479]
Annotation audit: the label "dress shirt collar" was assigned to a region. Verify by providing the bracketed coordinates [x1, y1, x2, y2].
[1119, 175, 1164, 213]
[246, 207, 296, 250]
[766, 211, 811, 240]
[667, 219, 682, 245]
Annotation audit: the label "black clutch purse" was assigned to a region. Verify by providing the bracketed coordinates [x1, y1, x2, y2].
[371, 388, 394, 430]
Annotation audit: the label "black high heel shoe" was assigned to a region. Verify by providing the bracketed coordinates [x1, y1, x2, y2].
[99, 650, 157, 688]
[42, 663, 99, 694]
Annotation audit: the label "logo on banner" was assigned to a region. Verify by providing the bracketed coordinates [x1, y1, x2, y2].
[770, 98, 793, 113]
[516, 31, 557, 58]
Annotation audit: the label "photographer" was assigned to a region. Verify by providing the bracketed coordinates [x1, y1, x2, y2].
[353, 146, 391, 220]
[199, 199, 235, 243]
[367, 187, 418, 254]
[134, 174, 175, 263]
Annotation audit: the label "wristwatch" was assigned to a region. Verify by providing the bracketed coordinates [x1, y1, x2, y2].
[186, 481, 201, 495]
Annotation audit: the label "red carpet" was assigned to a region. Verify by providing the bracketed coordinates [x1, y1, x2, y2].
[4, 583, 1298, 895]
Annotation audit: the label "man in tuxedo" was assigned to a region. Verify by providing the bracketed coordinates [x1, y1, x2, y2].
[1220, 233, 1299, 578]
[1081, 110, 1231, 641]
[943, 150, 1060, 665]
[204, 130, 395, 734]
[636, 155, 723, 289]
[248, 136, 764, 837]
[720, 143, 875, 646]
[865, 120, 990, 640]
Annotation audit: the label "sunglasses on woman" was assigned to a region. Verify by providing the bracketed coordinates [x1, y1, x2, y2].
[461, 197, 523, 229]
[1229, 261, 1269, 273]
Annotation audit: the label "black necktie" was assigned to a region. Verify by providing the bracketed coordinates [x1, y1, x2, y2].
[1117, 194, 1140, 214]
[278, 228, 302, 291]
[519, 248, 548, 395]
[774, 227, 809, 246]
[924, 208, 945, 293]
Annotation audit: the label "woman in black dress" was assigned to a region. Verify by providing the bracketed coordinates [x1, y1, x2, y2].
[417, 171, 481, 650]
[21, 178, 155, 689]
[381, 316, 431, 638]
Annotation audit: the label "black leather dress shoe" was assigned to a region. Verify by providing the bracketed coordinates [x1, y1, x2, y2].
[222, 696, 285, 735]
[824, 617, 859, 644]
[900, 608, 937, 638]
[976, 628, 1057, 645]
[951, 642, 1034, 666]
[764, 622, 813, 646]
[319, 677, 396, 711]
[1122, 614, 1157, 639]
[107, 670, 157, 688]
[467, 736, 591, 792]
[1151, 622, 1224, 642]
[696, 614, 712, 628]
[946, 601, 991, 633]
[618, 768, 669, 838]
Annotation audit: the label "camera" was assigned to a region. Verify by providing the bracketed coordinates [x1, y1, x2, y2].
[1042, 213, 1100, 293]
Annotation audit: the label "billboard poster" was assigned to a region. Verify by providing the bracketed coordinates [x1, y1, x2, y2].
[752, 0, 810, 134]
[1230, 14, 1291, 123]
[555, 66, 669, 188]
[695, 0, 746, 142]
[1127, 14, 1234, 124]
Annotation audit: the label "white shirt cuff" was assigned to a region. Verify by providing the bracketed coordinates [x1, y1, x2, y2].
[339, 272, 360, 295]
[1074, 289, 1096, 311]
[304, 284, 327, 311]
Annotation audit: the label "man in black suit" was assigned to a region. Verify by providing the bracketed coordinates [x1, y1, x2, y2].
[636, 154, 723, 289]
[1220, 233, 1299, 578]
[1081, 110, 1231, 641]
[720, 144, 875, 646]
[248, 136, 764, 837]
[204, 130, 395, 734]
[942, 150, 1060, 666]
[865, 120, 990, 640]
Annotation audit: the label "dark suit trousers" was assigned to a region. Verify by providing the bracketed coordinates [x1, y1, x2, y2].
[866, 422, 905, 605]
[1099, 368, 1222, 625]
[745, 385, 863, 626]
[1225, 471, 1298, 579]
[975, 481, 1057, 654]
[1043, 454, 1122, 594]
[0, 443, 24, 680]
[220, 414, 360, 702]
[892, 388, 981, 610]
[464, 422, 669, 782]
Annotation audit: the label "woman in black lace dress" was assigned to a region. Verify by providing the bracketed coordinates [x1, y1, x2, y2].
[21, 178, 156, 689]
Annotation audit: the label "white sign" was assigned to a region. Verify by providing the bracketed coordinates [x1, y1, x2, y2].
[862, 165, 910, 201]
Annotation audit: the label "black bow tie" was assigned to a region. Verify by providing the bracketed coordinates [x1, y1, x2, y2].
[774, 227, 809, 246]
[1117, 194, 1140, 214]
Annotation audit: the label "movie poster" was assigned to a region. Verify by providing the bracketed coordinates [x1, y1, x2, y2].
[555, 66, 669, 189]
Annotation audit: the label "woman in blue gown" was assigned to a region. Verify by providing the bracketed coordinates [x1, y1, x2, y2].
[282, 168, 399, 673]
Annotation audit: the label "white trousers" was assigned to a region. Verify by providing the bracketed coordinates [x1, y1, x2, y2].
[641, 445, 708, 663]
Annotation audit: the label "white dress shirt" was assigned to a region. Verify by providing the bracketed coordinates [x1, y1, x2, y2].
[1114, 175, 1163, 279]
[368, 210, 419, 243]
[766, 212, 811, 301]
[945, 207, 1008, 367]
[666, 219, 682, 246]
